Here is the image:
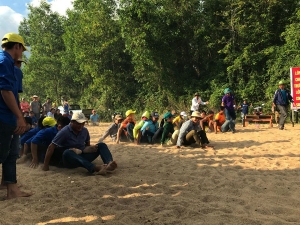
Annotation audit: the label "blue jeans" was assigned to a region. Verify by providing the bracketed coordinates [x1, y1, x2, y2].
[221, 120, 235, 132]
[126, 123, 134, 141]
[0, 122, 17, 183]
[225, 108, 236, 121]
[62, 143, 113, 173]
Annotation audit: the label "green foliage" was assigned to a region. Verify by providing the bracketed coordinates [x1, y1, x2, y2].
[18, 0, 300, 117]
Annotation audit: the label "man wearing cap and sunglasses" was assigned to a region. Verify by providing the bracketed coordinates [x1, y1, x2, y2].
[0, 33, 32, 199]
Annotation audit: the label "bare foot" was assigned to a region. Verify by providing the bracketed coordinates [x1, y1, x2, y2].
[16, 155, 27, 164]
[202, 145, 214, 150]
[7, 184, 32, 199]
[94, 165, 107, 175]
[106, 161, 117, 172]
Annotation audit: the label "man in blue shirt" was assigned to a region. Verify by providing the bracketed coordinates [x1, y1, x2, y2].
[42, 112, 117, 175]
[272, 80, 294, 130]
[90, 109, 99, 126]
[0, 33, 31, 199]
[29, 116, 70, 168]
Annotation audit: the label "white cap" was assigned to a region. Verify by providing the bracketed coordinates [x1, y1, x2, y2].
[71, 112, 87, 123]
[180, 111, 187, 116]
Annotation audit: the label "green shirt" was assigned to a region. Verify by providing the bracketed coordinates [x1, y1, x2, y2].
[161, 122, 174, 144]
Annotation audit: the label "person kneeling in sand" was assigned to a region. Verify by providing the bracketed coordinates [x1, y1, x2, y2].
[42, 112, 117, 175]
[176, 111, 213, 149]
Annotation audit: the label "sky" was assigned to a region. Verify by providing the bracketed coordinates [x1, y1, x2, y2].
[0, 0, 74, 41]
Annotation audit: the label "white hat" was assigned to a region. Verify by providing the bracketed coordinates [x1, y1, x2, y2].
[71, 112, 87, 123]
[180, 111, 187, 116]
[33, 95, 38, 98]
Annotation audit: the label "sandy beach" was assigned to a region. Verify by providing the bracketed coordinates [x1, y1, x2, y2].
[1, 122, 300, 225]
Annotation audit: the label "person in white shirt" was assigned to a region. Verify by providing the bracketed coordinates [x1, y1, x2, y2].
[190, 92, 209, 115]
[46, 108, 55, 118]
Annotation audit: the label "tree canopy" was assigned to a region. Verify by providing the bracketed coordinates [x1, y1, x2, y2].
[18, 0, 300, 115]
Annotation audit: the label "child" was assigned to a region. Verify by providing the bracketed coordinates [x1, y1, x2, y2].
[238, 99, 250, 125]
[29, 111, 38, 127]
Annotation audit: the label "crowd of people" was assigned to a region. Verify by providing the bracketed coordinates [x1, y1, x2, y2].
[0, 32, 295, 200]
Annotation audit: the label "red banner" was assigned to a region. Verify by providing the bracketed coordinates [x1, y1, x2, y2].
[290, 67, 300, 109]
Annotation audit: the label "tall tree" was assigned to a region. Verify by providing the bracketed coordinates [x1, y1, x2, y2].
[19, 1, 68, 104]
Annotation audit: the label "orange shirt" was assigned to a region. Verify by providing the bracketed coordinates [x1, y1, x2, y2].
[214, 112, 226, 125]
[120, 117, 136, 129]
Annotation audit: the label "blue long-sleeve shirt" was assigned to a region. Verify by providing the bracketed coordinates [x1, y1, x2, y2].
[273, 89, 293, 106]
[141, 120, 158, 133]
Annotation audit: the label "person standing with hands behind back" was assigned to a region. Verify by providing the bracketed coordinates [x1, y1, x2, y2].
[0, 33, 32, 199]
[190, 92, 209, 115]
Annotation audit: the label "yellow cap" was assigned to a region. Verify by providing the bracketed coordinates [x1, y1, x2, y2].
[125, 109, 136, 117]
[42, 117, 57, 127]
[2, 33, 27, 51]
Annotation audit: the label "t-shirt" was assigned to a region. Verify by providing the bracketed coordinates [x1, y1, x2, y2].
[20, 101, 30, 112]
[52, 124, 90, 151]
[30, 101, 40, 113]
[20, 127, 40, 145]
[240, 104, 249, 114]
[161, 122, 174, 144]
[120, 117, 136, 129]
[31, 126, 58, 146]
[222, 94, 235, 111]
[280, 90, 287, 104]
[214, 113, 226, 125]
[43, 102, 52, 113]
[0, 50, 19, 126]
[90, 114, 99, 123]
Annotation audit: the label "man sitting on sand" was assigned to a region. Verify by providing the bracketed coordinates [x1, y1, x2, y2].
[42, 112, 117, 175]
[200, 110, 214, 132]
[176, 111, 213, 149]
[98, 114, 124, 143]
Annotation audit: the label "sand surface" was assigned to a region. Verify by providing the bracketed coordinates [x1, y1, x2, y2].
[1, 122, 300, 225]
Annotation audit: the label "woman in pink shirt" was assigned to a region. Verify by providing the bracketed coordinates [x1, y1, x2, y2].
[20, 98, 30, 113]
